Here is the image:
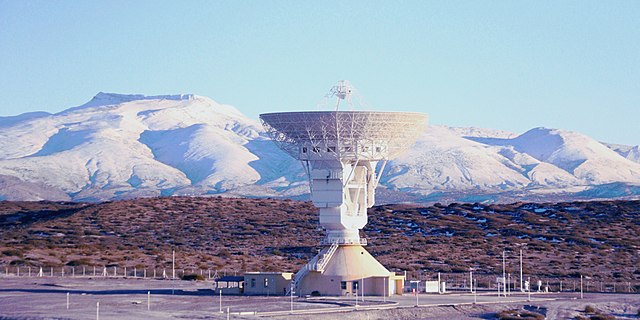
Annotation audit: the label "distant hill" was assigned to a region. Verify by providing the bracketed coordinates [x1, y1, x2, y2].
[1, 93, 639, 202]
[0, 197, 638, 281]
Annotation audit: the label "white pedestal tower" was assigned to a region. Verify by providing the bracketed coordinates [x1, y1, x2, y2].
[260, 81, 427, 296]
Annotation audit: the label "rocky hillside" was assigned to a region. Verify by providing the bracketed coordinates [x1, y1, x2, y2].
[0, 197, 638, 282]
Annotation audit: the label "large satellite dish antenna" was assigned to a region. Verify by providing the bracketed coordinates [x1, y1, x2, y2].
[260, 80, 428, 297]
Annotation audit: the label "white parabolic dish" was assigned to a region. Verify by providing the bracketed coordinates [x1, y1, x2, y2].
[260, 111, 428, 161]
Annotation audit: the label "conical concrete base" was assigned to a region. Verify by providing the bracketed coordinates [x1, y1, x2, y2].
[297, 245, 403, 296]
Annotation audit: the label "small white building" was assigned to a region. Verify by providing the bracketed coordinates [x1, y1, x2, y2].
[243, 272, 293, 296]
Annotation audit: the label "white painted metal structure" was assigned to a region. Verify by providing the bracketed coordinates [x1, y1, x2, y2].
[260, 81, 427, 295]
[261, 110, 426, 245]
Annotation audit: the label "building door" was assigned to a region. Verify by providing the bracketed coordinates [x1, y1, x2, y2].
[341, 281, 348, 296]
[389, 279, 395, 295]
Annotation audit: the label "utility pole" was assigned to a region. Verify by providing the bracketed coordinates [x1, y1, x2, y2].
[520, 249, 523, 292]
[172, 250, 175, 280]
[361, 277, 364, 302]
[527, 277, 531, 301]
[383, 278, 386, 302]
[502, 250, 506, 297]
[473, 279, 477, 304]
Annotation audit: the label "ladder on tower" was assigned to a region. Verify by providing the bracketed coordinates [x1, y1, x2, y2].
[313, 241, 339, 272]
[287, 265, 309, 296]
[287, 241, 339, 295]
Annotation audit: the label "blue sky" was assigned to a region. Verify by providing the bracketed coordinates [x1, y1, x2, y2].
[1, 1, 639, 145]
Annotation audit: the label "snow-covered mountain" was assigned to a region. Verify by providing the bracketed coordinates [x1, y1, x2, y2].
[1, 93, 639, 203]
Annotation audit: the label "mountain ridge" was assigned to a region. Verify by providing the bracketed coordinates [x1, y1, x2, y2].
[0, 93, 639, 203]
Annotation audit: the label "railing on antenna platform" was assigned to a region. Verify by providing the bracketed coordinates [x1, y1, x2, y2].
[312, 241, 338, 272]
[320, 238, 367, 246]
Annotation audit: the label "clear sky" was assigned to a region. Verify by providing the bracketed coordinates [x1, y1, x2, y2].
[1, 1, 639, 145]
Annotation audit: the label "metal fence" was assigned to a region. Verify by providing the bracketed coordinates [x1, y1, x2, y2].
[1, 266, 638, 294]
[404, 272, 639, 294]
[0, 265, 240, 283]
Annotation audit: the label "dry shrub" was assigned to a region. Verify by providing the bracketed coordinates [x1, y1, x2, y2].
[66, 258, 91, 266]
[584, 305, 596, 314]
[588, 315, 615, 320]
[497, 309, 545, 320]
[181, 274, 205, 281]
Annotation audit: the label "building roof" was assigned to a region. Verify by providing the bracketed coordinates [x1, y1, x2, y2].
[216, 276, 244, 282]
[244, 272, 294, 275]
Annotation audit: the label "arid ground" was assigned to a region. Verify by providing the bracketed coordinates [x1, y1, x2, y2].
[0, 277, 638, 319]
[0, 198, 638, 286]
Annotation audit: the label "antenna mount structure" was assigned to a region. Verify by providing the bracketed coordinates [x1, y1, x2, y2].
[260, 80, 428, 297]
